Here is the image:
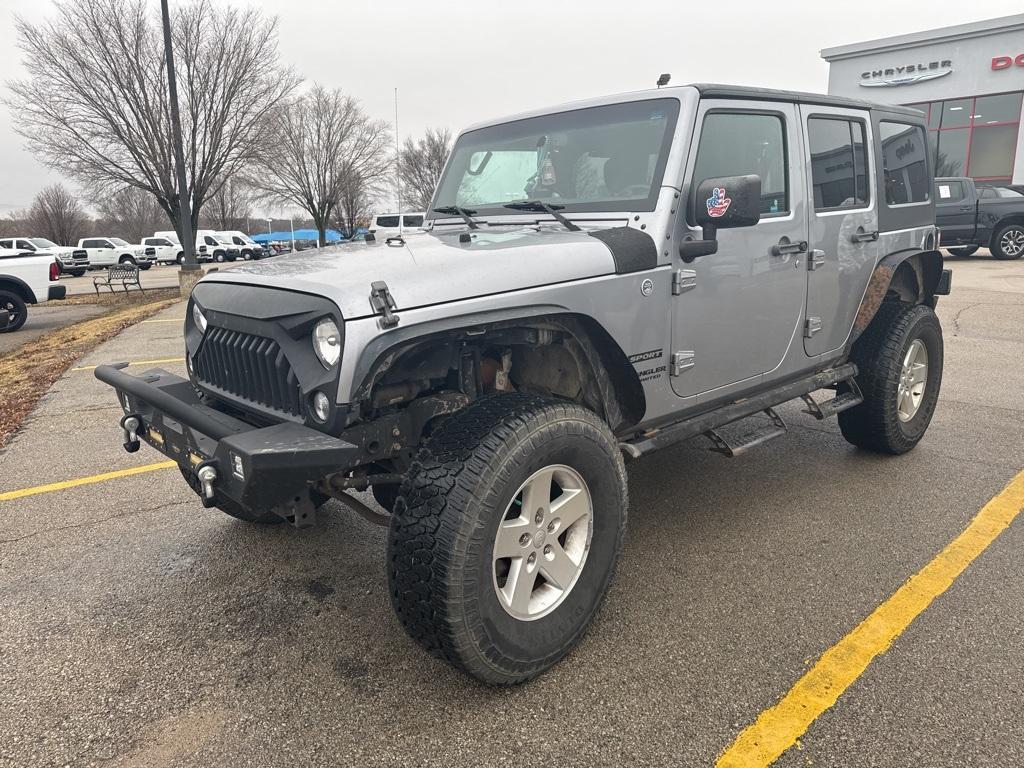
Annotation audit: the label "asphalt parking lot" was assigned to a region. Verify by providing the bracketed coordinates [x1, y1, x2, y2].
[1, 255, 1023, 767]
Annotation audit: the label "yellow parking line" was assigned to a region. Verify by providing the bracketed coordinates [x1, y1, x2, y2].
[716, 468, 1024, 768]
[0, 461, 177, 503]
[71, 357, 185, 372]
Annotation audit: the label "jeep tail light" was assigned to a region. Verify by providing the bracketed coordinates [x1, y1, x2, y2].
[49, 261, 59, 281]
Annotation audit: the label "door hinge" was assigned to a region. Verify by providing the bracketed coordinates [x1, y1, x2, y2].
[672, 269, 697, 295]
[670, 351, 695, 376]
[808, 249, 826, 271]
[369, 281, 400, 329]
[804, 317, 823, 338]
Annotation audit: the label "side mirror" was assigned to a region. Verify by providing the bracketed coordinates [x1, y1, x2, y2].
[680, 174, 762, 262]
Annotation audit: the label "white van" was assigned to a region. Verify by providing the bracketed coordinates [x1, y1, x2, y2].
[195, 230, 240, 262]
[217, 231, 265, 260]
[369, 212, 426, 240]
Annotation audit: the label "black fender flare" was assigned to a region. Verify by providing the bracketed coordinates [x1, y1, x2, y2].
[0, 275, 39, 304]
[851, 249, 944, 343]
[350, 308, 645, 431]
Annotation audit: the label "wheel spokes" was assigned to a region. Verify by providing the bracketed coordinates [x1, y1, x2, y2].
[520, 467, 554, 521]
[549, 487, 589, 530]
[502, 557, 537, 614]
[539, 543, 577, 590]
[493, 517, 531, 559]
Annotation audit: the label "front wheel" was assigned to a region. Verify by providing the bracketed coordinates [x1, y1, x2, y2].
[176, 252, 184, 265]
[388, 394, 628, 685]
[118, 256, 136, 266]
[69, 268, 86, 277]
[991, 223, 1024, 260]
[0, 290, 28, 333]
[839, 302, 943, 455]
[138, 263, 151, 271]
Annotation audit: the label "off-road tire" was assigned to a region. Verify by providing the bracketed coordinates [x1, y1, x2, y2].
[990, 223, 1024, 260]
[0, 290, 28, 333]
[179, 466, 285, 524]
[839, 301, 943, 454]
[69, 268, 87, 278]
[946, 245, 978, 257]
[387, 394, 628, 685]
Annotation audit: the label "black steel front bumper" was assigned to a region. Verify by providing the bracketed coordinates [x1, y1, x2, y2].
[94, 364, 358, 517]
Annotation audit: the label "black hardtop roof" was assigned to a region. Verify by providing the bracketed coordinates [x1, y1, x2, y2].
[691, 83, 925, 117]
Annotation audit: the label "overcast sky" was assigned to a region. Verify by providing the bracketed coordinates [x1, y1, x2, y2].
[2, 0, 1021, 217]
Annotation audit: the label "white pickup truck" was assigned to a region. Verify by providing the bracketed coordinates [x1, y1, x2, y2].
[0, 237, 89, 277]
[0, 247, 66, 332]
[141, 235, 184, 265]
[78, 237, 157, 270]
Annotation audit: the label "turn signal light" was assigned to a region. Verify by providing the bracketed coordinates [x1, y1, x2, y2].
[49, 261, 59, 281]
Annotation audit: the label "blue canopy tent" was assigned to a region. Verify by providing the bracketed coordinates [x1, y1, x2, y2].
[250, 229, 344, 243]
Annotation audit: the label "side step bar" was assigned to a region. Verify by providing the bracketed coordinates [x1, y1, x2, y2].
[704, 407, 787, 458]
[800, 377, 863, 420]
[620, 363, 858, 460]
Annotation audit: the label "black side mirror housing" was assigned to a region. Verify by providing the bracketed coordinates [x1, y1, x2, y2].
[679, 174, 762, 262]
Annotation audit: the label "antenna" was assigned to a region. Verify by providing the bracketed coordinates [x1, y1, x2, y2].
[394, 87, 403, 235]
[657, 73, 671, 88]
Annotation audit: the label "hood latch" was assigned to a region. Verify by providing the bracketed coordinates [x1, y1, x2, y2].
[369, 281, 400, 329]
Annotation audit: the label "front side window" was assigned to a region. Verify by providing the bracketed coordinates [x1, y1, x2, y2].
[692, 111, 789, 215]
[376, 215, 400, 228]
[808, 116, 869, 211]
[880, 122, 929, 205]
[205, 236, 217, 245]
[30, 238, 57, 248]
[995, 187, 1024, 198]
[110, 238, 130, 246]
[433, 98, 679, 216]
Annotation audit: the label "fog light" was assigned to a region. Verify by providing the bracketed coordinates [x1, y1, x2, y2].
[312, 391, 331, 422]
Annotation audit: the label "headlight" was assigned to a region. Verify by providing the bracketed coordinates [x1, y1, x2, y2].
[192, 303, 208, 333]
[313, 318, 341, 368]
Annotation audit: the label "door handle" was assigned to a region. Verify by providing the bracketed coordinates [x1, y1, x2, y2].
[770, 239, 808, 257]
[851, 230, 879, 243]
[958, 205, 973, 211]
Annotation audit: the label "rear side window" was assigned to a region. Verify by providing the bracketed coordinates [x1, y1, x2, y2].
[402, 215, 424, 227]
[82, 239, 103, 248]
[693, 112, 789, 215]
[0, 240, 10, 248]
[880, 122, 929, 205]
[935, 180, 964, 202]
[808, 117, 869, 211]
[376, 215, 400, 228]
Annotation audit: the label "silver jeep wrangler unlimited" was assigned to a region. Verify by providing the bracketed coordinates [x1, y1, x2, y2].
[98, 84, 951, 684]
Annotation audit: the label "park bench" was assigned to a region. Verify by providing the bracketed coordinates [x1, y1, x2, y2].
[92, 264, 145, 295]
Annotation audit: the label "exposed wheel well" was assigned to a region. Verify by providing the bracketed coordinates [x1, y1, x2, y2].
[0, 277, 37, 304]
[852, 250, 944, 341]
[353, 314, 645, 434]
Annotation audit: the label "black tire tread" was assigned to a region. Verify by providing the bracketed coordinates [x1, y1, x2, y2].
[991, 223, 1024, 260]
[0, 290, 28, 333]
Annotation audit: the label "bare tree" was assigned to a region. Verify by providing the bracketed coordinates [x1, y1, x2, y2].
[93, 186, 165, 243]
[0, 210, 31, 240]
[6, 0, 299, 248]
[399, 128, 453, 211]
[27, 184, 89, 245]
[251, 85, 391, 245]
[333, 178, 375, 238]
[206, 178, 254, 231]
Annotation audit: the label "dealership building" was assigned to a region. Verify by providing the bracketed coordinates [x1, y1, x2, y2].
[822, 14, 1024, 184]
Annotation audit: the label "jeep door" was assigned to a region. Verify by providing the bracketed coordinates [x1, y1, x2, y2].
[670, 100, 808, 399]
[800, 106, 878, 357]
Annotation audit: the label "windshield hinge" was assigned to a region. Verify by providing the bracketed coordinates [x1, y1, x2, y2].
[672, 269, 697, 295]
[369, 281, 400, 329]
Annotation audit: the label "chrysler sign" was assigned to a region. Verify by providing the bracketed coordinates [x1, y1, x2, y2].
[859, 59, 953, 87]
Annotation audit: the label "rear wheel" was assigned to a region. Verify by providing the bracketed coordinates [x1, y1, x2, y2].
[0, 290, 28, 333]
[388, 394, 627, 684]
[839, 302, 943, 454]
[176, 252, 184, 265]
[946, 245, 978, 257]
[991, 223, 1024, 260]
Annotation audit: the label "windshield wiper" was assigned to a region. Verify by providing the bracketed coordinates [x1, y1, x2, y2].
[432, 205, 480, 229]
[502, 200, 581, 232]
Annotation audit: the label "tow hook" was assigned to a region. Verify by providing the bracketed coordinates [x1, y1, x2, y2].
[120, 414, 142, 453]
[195, 462, 219, 508]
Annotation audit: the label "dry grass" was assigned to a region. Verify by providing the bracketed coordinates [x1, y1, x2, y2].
[0, 294, 181, 447]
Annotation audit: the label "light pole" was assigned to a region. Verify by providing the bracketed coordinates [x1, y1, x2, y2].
[290, 216, 295, 253]
[160, 0, 197, 294]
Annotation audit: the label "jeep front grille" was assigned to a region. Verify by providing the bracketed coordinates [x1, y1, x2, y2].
[193, 327, 302, 417]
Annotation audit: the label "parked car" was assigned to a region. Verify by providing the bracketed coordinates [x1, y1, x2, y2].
[142, 236, 183, 265]
[0, 246, 65, 332]
[934, 177, 1024, 259]
[96, 83, 949, 684]
[217, 230, 266, 260]
[78, 237, 156, 270]
[368, 212, 426, 240]
[0, 237, 88, 277]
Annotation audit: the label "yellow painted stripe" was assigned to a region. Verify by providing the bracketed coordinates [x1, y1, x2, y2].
[717, 469, 1024, 768]
[71, 357, 185, 372]
[0, 461, 177, 502]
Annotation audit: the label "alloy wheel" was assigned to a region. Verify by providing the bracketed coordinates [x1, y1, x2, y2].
[1000, 227, 1024, 257]
[897, 338, 929, 422]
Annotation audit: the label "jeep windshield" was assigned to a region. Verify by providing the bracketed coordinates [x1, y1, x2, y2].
[431, 98, 679, 220]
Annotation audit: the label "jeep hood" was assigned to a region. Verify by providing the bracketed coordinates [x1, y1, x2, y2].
[201, 228, 621, 319]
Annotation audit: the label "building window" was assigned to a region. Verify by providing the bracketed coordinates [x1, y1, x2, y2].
[906, 92, 1022, 183]
[807, 116, 869, 210]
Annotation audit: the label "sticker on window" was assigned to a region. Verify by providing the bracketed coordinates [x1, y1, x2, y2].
[706, 187, 732, 218]
[938, 185, 952, 199]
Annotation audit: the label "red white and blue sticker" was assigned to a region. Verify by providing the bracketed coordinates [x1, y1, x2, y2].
[706, 187, 731, 218]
